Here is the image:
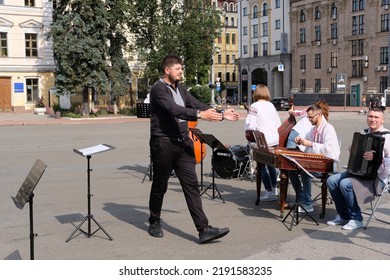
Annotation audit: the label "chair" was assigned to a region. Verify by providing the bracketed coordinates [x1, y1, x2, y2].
[363, 179, 390, 229]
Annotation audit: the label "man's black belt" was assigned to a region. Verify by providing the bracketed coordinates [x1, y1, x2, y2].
[154, 136, 188, 142]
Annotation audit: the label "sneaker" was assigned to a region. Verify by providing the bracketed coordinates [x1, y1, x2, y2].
[342, 220, 364, 230]
[298, 204, 314, 213]
[199, 225, 230, 244]
[260, 191, 276, 202]
[327, 215, 349, 226]
[272, 186, 279, 196]
[148, 222, 164, 238]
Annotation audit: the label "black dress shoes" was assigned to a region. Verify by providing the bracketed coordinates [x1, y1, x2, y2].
[148, 222, 164, 238]
[199, 225, 229, 244]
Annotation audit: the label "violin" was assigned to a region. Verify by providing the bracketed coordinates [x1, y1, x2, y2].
[188, 121, 207, 164]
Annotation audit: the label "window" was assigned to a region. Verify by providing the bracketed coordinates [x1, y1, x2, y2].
[26, 78, 39, 102]
[299, 28, 306, 43]
[218, 35, 222, 43]
[253, 5, 258, 18]
[243, 45, 248, 54]
[352, 39, 364, 56]
[352, 60, 364, 77]
[275, 19, 281, 29]
[300, 10, 305, 22]
[380, 76, 388, 93]
[352, 15, 364, 35]
[232, 72, 236, 82]
[225, 17, 229, 26]
[315, 79, 321, 93]
[331, 23, 338, 39]
[232, 34, 236, 44]
[253, 44, 258, 57]
[243, 26, 248, 36]
[217, 54, 222, 64]
[243, 7, 248, 16]
[381, 14, 390, 32]
[331, 3, 337, 17]
[315, 26, 321, 41]
[231, 17, 235, 27]
[253, 24, 258, 38]
[315, 53, 321, 69]
[275, 40, 280, 50]
[226, 33, 230, 44]
[382, 0, 390, 5]
[275, 0, 280, 9]
[352, 0, 365, 11]
[25, 0, 35, 6]
[315, 7, 321, 19]
[380, 47, 389, 64]
[300, 79, 306, 92]
[262, 42, 268, 56]
[262, 22, 268, 36]
[226, 72, 230, 82]
[25, 34, 38, 57]
[331, 51, 338, 67]
[232, 54, 236, 63]
[263, 3, 268, 16]
[0, 32, 7, 57]
[300, 55, 306, 69]
[226, 54, 230, 64]
[331, 78, 336, 93]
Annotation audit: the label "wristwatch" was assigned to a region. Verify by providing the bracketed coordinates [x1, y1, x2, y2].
[197, 110, 202, 119]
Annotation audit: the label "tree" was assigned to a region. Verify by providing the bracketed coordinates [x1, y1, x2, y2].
[128, 0, 221, 86]
[48, 0, 111, 98]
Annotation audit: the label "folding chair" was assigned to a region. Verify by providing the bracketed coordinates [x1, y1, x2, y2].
[364, 180, 390, 229]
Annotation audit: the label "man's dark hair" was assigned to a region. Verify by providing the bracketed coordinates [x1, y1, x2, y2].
[161, 55, 182, 73]
[306, 104, 322, 113]
[369, 106, 385, 113]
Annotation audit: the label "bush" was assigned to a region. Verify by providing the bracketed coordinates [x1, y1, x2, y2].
[189, 85, 211, 104]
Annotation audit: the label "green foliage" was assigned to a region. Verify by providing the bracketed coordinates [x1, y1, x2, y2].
[189, 85, 211, 105]
[128, 0, 221, 85]
[35, 97, 46, 108]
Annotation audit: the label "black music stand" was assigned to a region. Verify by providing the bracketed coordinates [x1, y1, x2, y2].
[12, 159, 47, 260]
[189, 127, 207, 190]
[67, 144, 115, 242]
[137, 103, 153, 182]
[280, 155, 319, 231]
[196, 132, 227, 203]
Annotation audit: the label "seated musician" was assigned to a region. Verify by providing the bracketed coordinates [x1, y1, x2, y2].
[245, 84, 281, 201]
[289, 103, 340, 213]
[286, 100, 329, 150]
[326, 107, 390, 230]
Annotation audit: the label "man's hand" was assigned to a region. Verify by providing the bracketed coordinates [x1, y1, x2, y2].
[223, 108, 240, 121]
[363, 150, 376, 161]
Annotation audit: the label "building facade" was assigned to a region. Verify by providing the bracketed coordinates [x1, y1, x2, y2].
[237, 0, 292, 104]
[0, 0, 55, 112]
[211, 0, 239, 103]
[290, 0, 390, 106]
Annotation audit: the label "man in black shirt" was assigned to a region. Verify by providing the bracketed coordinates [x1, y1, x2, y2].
[148, 55, 240, 243]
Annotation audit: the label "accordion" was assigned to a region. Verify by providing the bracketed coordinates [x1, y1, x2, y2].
[346, 132, 385, 179]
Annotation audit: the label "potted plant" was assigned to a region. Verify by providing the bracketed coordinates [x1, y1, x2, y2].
[34, 97, 47, 115]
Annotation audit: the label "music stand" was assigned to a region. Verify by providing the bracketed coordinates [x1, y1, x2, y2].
[66, 144, 115, 242]
[137, 103, 153, 182]
[280, 155, 319, 231]
[12, 159, 47, 260]
[189, 127, 207, 190]
[194, 131, 227, 203]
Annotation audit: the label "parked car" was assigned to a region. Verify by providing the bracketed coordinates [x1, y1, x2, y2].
[271, 97, 290, 111]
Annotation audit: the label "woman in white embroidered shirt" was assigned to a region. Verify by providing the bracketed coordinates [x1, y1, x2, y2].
[245, 84, 281, 201]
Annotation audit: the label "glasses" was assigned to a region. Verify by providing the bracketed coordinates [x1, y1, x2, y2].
[307, 114, 319, 120]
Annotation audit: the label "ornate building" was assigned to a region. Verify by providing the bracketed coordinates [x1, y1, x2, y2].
[290, 0, 390, 106]
[0, 0, 55, 112]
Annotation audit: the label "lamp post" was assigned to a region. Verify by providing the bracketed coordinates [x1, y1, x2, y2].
[210, 55, 216, 106]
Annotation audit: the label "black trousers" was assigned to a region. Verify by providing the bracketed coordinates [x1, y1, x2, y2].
[149, 136, 208, 231]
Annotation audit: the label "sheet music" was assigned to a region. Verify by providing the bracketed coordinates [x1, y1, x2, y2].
[74, 144, 115, 156]
[281, 154, 314, 179]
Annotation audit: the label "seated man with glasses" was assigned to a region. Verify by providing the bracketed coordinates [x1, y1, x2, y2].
[288, 103, 340, 213]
